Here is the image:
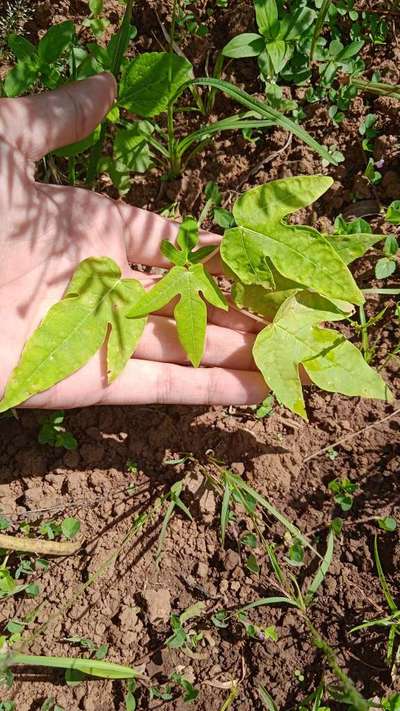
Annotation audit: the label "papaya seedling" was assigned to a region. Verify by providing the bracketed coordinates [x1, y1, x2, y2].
[0, 176, 393, 420]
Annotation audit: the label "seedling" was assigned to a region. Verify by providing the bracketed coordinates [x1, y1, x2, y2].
[0, 177, 392, 420]
[359, 113, 380, 153]
[83, 0, 110, 39]
[328, 478, 357, 512]
[38, 411, 77, 450]
[166, 602, 205, 650]
[351, 536, 400, 668]
[374, 203, 400, 281]
[156, 478, 193, 561]
[62, 636, 108, 660]
[222, 0, 316, 83]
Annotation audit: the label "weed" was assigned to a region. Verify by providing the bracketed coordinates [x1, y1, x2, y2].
[328, 477, 357, 511]
[38, 411, 77, 450]
[351, 536, 400, 669]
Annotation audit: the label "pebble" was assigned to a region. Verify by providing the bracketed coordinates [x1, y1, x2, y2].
[143, 588, 171, 623]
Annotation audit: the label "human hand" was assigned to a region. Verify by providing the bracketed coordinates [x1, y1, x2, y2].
[0, 73, 266, 409]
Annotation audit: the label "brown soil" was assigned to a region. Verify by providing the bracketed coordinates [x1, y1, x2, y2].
[0, 1, 399, 710]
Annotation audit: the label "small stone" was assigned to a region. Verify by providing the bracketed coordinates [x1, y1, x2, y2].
[231, 462, 245, 476]
[230, 580, 241, 592]
[143, 588, 171, 624]
[224, 549, 240, 572]
[196, 562, 209, 578]
[220, 579, 229, 593]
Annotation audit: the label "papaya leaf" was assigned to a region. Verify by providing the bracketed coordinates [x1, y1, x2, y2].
[119, 52, 193, 117]
[325, 232, 384, 264]
[253, 294, 392, 419]
[0, 258, 146, 412]
[221, 176, 364, 305]
[127, 264, 227, 367]
[127, 221, 226, 366]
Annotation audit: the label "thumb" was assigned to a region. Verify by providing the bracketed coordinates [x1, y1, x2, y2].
[0, 72, 116, 160]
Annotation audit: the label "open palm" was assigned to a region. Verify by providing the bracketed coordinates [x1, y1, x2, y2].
[0, 73, 266, 409]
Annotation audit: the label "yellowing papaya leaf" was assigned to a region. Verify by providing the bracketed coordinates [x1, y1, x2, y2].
[221, 176, 364, 305]
[0, 258, 147, 412]
[253, 294, 392, 419]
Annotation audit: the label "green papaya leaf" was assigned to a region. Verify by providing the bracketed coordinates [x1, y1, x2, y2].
[0, 258, 147, 412]
[53, 125, 102, 158]
[7, 33, 37, 61]
[326, 232, 384, 264]
[233, 281, 300, 320]
[221, 176, 364, 305]
[222, 33, 265, 59]
[127, 264, 227, 367]
[107, 279, 147, 382]
[119, 52, 193, 117]
[253, 295, 392, 419]
[38, 21, 75, 64]
[4, 58, 40, 97]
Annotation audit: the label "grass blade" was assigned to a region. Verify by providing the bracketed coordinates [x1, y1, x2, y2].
[190, 77, 337, 165]
[310, 0, 332, 61]
[258, 686, 279, 710]
[220, 480, 231, 547]
[225, 471, 319, 556]
[374, 535, 397, 613]
[239, 596, 297, 612]
[305, 529, 334, 604]
[1, 653, 140, 679]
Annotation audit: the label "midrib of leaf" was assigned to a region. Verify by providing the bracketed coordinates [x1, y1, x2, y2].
[182, 273, 200, 355]
[241, 226, 358, 300]
[19, 277, 123, 384]
[276, 322, 344, 360]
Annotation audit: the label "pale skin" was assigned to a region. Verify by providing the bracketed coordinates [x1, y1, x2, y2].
[0, 73, 268, 409]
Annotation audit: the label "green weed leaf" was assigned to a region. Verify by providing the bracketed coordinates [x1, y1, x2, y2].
[38, 21, 75, 64]
[7, 34, 37, 61]
[222, 33, 265, 58]
[113, 123, 153, 173]
[4, 58, 39, 97]
[253, 294, 392, 419]
[119, 52, 193, 117]
[0, 258, 146, 412]
[221, 176, 364, 304]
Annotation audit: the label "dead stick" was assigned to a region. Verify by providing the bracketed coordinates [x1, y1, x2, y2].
[304, 406, 400, 462]
[0, 534, 81, 556]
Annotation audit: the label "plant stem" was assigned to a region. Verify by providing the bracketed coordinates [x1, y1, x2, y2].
[86, 0, 135, 187]
[359, 304, 370, 361]
[166, 0, 180, 177]
[306, 620, 370, 711]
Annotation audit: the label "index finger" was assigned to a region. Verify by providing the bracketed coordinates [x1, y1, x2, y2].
[118, 201, 223, 274]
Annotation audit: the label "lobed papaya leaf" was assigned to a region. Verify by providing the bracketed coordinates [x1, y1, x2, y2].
[253, 294, 392, 419]
[325, 232, 385, 264]
[127, 264, 227, 367]
[221, 176, 364, 305]
[0, 258, 147, 412]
